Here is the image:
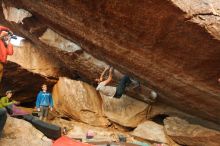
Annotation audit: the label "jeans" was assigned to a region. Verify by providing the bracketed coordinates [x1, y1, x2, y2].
[38, 106, 49, 119]
[114, 75, 132, 98]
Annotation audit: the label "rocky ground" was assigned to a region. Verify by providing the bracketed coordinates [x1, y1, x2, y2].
[1, 0, 220, 125]
[1, 77, 220, 146]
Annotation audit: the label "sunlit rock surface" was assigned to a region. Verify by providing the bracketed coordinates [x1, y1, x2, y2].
[2, 2, 31, 23]
[52, 77, 110, 127]
[0, 0, 220, 125]
[132, 121, 180, 146]
[0, 117, 52, 146]
[132, 121, 169, 144]
[8, 40, 64, 77]
[39, 29, 81, 52]
[52, 77, 153, 128]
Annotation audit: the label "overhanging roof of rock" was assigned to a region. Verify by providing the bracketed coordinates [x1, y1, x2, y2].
[1, 0, 220, 124]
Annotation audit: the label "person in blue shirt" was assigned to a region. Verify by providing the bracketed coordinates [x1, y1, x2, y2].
[36, 84, 53, 121]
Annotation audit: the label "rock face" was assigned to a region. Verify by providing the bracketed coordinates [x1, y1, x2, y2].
[164, 117, 220, 146]
[101, 93, 149, 127]
[0, 0, 220, 125]
[52, 77, 110, 127]
[0, 116, 52, 146]
[39, 28, 81, 52]
[8, 40, 65, 77]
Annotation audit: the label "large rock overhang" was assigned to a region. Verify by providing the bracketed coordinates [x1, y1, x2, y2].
[0, 0, 220, 125]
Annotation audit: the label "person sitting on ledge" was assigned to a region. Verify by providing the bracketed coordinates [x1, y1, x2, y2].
[0, 90, 19, 109]
[0, 90, 29, 116]
[95, 66, 140, 98]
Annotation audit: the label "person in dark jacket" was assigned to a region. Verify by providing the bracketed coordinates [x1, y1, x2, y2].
[36, 84, 53, 121]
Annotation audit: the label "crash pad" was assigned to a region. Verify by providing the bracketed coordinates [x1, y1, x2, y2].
[53, 136, 94, 146]
[0, 108, 7, 137]
[6, 104, 29, 116]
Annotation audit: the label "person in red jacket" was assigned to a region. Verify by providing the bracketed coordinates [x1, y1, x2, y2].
[0, 26, 14, 82]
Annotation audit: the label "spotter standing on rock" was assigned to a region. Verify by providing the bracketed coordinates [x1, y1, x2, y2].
[0, 26, 14, 82]
[96, 66, 140, 98]
[36, 84, 54, 121]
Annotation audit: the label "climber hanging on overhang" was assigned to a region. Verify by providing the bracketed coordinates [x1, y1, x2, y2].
[95, 66, 142, 98]
[96, 66, 158, 101]
[0, 26, 14, 82]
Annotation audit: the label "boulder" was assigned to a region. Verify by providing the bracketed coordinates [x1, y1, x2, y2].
[52, 77, 109, 127]
[132, 121, 169, 144]
[132, 120, 180, 146]
[2, 0, 220, 126]
[53, 77, 149, 128]
[149, 103, 220, 131]
[164, 117, 220, 146]
[0, 116, 52, 146]
[101, 93, 149, 127]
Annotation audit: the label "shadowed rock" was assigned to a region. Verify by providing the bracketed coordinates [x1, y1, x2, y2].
[164, 117, 220, 146]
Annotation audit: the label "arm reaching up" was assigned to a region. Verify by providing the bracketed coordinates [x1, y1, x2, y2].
[99, 66, 110, 82]
[102, 67, 113, 85]
[95, 66, 110, 83]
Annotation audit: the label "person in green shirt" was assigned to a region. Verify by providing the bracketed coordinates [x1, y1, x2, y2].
[0, 90, 19, 108]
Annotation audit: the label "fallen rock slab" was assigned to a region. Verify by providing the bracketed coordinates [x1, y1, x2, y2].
[132, 121, 168, 144]
[101, 93, 149, 127]
[164, 117, 220, 146]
